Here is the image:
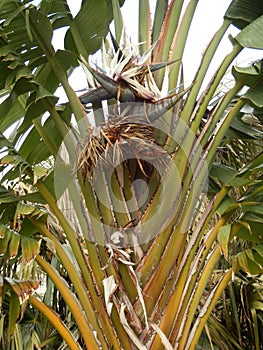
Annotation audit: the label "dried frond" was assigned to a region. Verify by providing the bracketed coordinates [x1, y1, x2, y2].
[77, 115, 170, 179]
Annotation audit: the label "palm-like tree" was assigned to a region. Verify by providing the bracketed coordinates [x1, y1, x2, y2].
[0, 0, 263, 349]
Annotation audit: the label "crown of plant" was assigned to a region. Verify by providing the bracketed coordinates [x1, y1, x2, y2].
[79, 34, 183, 106]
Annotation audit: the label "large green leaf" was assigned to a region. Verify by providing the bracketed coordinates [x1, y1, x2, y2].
[225, 0, 263, 29]
[0, 224, 41, 263]
[0, 2, 77, 105]
[232, 60, 263, 86]
[0, 277, 40, 340]
[17, 115, 63, 165]
[7, 292, 21, 338]
[210, 164, 237, 185]
[0, 2, 45, 84]
[0, 94, 26, 133]
[243, 81, 263, 109]
[234, 221, 263, 243]
[39, 0, 71, 29]
[0, 186, 18, 204]
[232, 60, 263, 108]
[235, 15, 263, 49]
[227, 113, 263, 139]
[36, 49, 77, 92]
[64, 0, 125, 56]
[234, 246, 263, 274]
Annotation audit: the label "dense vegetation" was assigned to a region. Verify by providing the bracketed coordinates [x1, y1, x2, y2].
[0, 0, 263, 349]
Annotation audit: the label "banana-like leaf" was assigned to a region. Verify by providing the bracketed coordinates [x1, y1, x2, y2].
[64, 0, 125, 56]
[0, 198, 46, 264]
[225, 0, 263, 29]
[0, 277, 39, 340]
[7, 292, 20, 339]
[0, 220, 41, 263]
[218, 224, 231, 260]
[234, 246, 263, 274]
[0, 3, 47, 87]
[235, 15, 263, 49]
[4, 277, 40, 305]
[0, 1, 84, 136]
[0, 94, 26, 134]
[232, 60, 263, 86]
[243, 81, 263, 109]
[210, 163, 237, 185]
[227, 114, 263, 139]
[0, 185, 18, 204]
[234, 221, 263, 243]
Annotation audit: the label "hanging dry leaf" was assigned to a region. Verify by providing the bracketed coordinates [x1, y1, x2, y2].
[120, 303, 147, 350]
[102, 275, 117, 316]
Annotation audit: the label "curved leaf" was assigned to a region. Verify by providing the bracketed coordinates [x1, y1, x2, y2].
[218, 224, 231, 259]
[232, 60, 263, 86]
[234, 222, 263, 243]
[0, 228, 11, 255]
[4, 277, 40, 304]
[0, 186, 18, 204]
[0, 224, 40, 263]
[28, 7, 53, 51]
[65, 0, 124, 56]
[243, 81, 263, 108]
[39, 0, 72, 30]
[7, 292, 20, 338]
[228, 114, 263, 139]
[0, 3, 47, 86]
[225, 0, 263, 29]
[210, 164, 237, 184]
[234, 247, 263, 274]
[0, 94, 26, 133]
[235, 15, 263, 49]
[0, 277, 39, 339]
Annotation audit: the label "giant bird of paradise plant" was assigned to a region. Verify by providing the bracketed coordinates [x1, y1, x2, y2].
[0, 0, 263, 349]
